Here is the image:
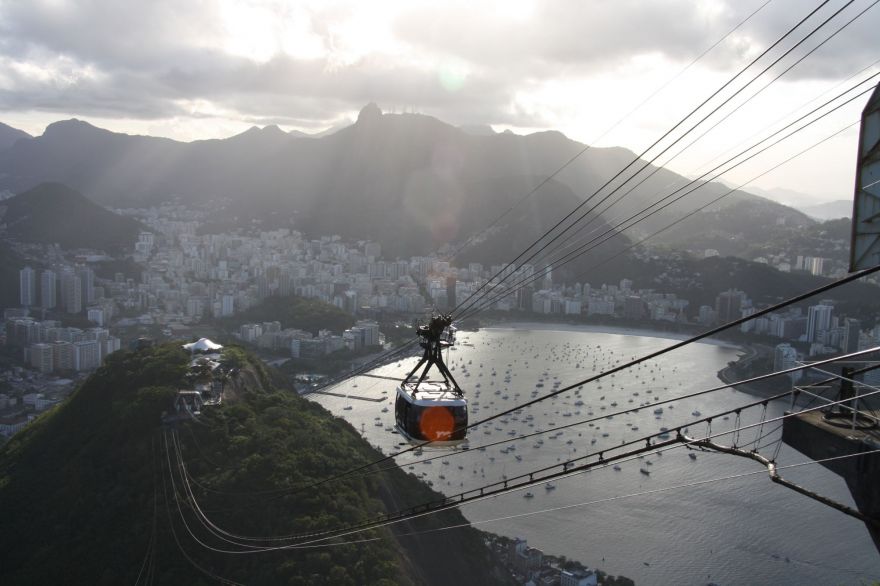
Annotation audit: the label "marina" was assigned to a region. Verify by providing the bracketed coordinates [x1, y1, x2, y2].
[310, 324, 880, 585]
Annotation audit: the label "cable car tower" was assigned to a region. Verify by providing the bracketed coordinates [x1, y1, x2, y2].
[394, 314, 468, 442]
[782, 81, 880, 552]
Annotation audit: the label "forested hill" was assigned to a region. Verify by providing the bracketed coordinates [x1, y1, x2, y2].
[0, 343, 509, 586]
[0, 182, 144, 252]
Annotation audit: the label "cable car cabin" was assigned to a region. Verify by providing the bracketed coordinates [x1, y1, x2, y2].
[395, 314, 468, 442]
[395, 381, 468, 442]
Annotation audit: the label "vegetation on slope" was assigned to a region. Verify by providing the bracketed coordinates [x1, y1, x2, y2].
[0, 240, 24, 308]
[0, 182, 143, 252]
[0, 343, 506, 585]
[217, 295, 356, 334]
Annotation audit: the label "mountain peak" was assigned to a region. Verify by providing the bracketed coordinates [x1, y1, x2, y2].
[42, 118, 104, 138]
[261, 124, 285, 135]
[242, 124, 285, 136]
[0, 121, 32, 150]
[357, 102, 382, 124]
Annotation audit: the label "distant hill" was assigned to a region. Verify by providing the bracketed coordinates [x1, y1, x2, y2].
[218, 295, 355, 334]
[571, 252, 880, 321]
[0, 108, 807, 262]
[0, 121, 31, 150]
[0, 343, 508, 585]
[0, 240, 24, 308]
[802, 199, 852, 220]
[0, 182, 144, 251]
[650, 195, 815, 257]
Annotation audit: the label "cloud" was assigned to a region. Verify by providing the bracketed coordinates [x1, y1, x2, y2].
[0, 0, 876, 136]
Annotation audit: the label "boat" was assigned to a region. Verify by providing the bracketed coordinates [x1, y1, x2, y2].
[613, 465, 622, 471]
[524, 492, 534, 498]
[640, 468, 651, 476]
[544, 482, 556, 490]
[689, 452, 697, 460]
[343, 405, 353, 410]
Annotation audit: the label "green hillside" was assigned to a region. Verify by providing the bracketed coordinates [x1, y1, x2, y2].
[217, 295, 356, 334]
[0, 343, 507, 585]
[0, 182, 143, 252]
[0, 240, 23, 308]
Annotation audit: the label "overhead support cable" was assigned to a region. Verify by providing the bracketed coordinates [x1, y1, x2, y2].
[171, 349, 879, 549]
[684, 434, 879, 527]
[442, 0, 776, 264]
[179, 387, 880, 552]
[180, 346, 879, 498]
[452, 0, 841, 317]
[253, 266, 880, 500]
[463, 116, 868, 319]
[381, 447, 880, 543]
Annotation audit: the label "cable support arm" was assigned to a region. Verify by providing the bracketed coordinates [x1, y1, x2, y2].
[683, 434, 880, 528]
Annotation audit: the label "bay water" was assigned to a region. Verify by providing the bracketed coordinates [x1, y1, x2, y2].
[310, 324, 880, 585]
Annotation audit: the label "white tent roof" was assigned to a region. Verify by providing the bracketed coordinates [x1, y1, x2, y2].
[183, 338, 224, 352]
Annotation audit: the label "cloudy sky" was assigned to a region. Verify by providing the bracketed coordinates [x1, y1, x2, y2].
[1, 0, 878, 205]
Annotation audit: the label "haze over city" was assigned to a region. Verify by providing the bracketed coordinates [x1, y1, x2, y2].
[2, 0, 878, 204]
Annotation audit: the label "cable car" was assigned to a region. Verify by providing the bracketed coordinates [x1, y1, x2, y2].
[395, 314, 468, 442]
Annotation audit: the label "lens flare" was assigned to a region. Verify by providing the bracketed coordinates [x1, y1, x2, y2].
[419, 406, 455, 441]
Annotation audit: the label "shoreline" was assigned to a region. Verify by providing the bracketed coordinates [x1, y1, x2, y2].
[479, 321, 742, 350]
[476, 321, 784, 400]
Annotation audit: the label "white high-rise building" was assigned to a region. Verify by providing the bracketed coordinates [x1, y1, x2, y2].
[773, 343, 801, 382]
[60, 272, 82, 314]
[73, 340, 100, 371]
[19, 266, 36, 307]
[354, 320, 380, 346]
[221, 294, 234, 317]
[41, 269, 57, 309]
[77, 266, 95, 305]
[29, 343, 54, 374]
[806, 304, 833, 343]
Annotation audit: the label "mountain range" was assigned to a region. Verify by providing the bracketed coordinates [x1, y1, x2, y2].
[0, 106, 823, 265]
[801, 199, 853, 221]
